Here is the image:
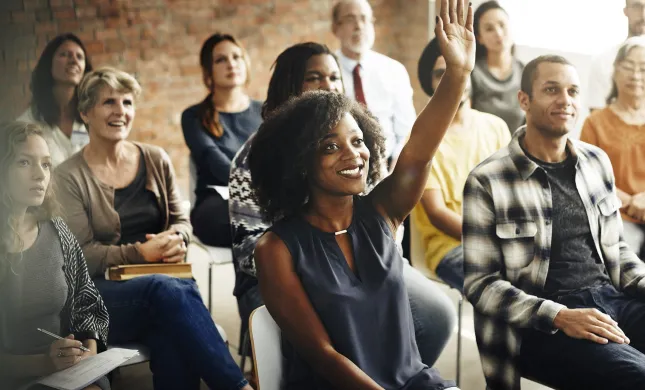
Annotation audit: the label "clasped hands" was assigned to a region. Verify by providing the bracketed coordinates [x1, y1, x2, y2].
[623, 192, 645, 222]
[138, 230, 187, 263]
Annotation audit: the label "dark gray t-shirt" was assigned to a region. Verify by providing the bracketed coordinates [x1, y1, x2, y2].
[471, 58, 525, 134]
[524, 149, 611, 297]
[1, 220, 67, 355]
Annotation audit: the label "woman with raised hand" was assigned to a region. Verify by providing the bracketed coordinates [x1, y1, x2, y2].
[471, 1, 524, 134]
[182, 33, 262, 247]
[55, 67, 252, 390]
[18, 33, 93, 167]
[0, 121, 109, 390]
[230, 41, 457, 372]
[249, 0, 474, 388]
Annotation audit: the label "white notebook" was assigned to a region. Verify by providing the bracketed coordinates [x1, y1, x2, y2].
[35, 348, 138, 390]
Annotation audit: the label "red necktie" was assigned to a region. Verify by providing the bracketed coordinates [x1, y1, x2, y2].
[353, 64, 367, 107]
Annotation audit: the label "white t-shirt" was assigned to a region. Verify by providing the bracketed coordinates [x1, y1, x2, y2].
[337, 50, 417, 160]
[587, 43, 621, 110]
[17, 108, 89, 167]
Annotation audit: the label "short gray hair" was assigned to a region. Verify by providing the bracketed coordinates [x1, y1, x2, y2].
[607, 36, 645, 104]
[77, 67, 142, 113]
[331, 0, 372, 24]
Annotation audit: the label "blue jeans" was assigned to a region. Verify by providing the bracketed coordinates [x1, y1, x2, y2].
[519, 284, 645, 390]
[236, 261, 456, 367]
[434, 245, 464, 291]
[94, 275, 248, 390]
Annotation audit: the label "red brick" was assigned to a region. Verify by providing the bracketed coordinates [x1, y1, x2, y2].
[84, 40, 105, 54]
[35, 21, 57, 33]
[95, 29, 118, 40]
[104, 38, 126, 53]
[58, 20, 81, 31]
[49, 0, 74, 6]
[11, 11, 36, 23]
[53, 7, 76, 19]
[119, 26, 140, 39]
[23, 0, 48, 10]
[75, 6, 97, 18]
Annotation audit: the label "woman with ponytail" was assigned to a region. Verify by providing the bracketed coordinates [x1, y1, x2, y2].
[181, 33, 262, 247]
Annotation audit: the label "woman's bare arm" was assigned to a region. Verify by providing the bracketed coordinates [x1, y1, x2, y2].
[370, 0, 475, 228]
[255, 232, 384, 390]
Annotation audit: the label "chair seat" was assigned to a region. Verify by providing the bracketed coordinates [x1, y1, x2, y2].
[109, 324, 228, 367]
[193, 237, 233, 265]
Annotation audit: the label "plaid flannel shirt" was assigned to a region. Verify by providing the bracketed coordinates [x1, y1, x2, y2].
[462, 127, 645, 390]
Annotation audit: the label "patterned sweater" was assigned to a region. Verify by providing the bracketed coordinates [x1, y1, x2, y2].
[229, 136, 266, 297]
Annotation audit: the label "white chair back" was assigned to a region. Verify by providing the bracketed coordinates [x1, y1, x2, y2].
[249, 305, 283, 390]
[188, 156, 197, 208]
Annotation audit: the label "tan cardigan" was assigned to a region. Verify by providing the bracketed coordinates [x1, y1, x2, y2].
[55, 142, 192, 278]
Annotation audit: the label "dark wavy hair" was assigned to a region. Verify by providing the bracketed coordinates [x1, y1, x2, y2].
[30, 33, 93, 126]
[0, 121, 58, 280]
[249, 91, 385, 222]
[198, 33, 250, 138]
[418, 38, 442, 97]
[473, 1, 514, 60]
[262, 42, 340, 119]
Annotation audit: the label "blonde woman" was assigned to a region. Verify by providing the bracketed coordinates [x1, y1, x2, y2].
[55, 67, 252, 390]
[0, 121, 109, 390]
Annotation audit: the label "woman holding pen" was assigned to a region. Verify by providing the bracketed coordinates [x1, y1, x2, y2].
[0, 121, 110, 390]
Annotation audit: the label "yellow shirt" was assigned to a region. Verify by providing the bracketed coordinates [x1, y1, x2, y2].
[411, 110, 511, 272]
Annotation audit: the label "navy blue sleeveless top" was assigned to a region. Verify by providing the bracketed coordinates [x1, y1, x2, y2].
[270, 196, 454, 390]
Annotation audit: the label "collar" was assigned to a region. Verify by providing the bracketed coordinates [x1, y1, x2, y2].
[509, 126, 582, 180]
[336, 49, 371, 73]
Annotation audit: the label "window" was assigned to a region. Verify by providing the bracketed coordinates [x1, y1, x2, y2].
[498, 0, 627, 55]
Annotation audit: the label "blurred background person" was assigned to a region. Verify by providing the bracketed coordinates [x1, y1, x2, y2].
[471, 0, 525, 134]
[581, 36, 645, 257]
[182, 33, 262, 248]
[18, 33, 92, 167]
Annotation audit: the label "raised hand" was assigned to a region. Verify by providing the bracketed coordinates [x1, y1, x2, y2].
[435, 0, 476, 73]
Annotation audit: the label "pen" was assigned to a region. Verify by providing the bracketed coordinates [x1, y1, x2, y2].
[37, 328, 91, 352]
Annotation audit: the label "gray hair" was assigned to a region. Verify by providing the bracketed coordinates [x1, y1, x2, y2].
[77, 67, 142, 113]
[331, 0, 372, 24]
[607, 36, 645, 104]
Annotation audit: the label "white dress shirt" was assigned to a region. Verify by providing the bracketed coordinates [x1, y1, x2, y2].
[587, 43, 621, 110]
[337, 49, 417, 160]
[18, 108, 89, 167]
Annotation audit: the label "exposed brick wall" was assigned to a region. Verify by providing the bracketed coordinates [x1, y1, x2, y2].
[0, 0, 429, 198]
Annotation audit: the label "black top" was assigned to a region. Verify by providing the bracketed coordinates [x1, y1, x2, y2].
[270, 196, 454, 390]
[114, 150, 163, 245]
[524, 148, 611, 297]
[181, 100, 262, 199]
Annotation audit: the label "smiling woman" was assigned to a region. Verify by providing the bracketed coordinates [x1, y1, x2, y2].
[17, 33, 93, 167]
[54, 67, 253, 390]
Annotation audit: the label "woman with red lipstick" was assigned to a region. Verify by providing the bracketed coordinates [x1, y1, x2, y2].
[471, 1, 524, 134]
[581, 36, 645, 258]
[248, 0, 472, 388]
[182, 33, 262, 248]
[18, 33, 93, 168]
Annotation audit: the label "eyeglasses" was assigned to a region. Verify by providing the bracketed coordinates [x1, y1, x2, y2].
[618, 62, 645, 75]
[338, 14, 375, 26]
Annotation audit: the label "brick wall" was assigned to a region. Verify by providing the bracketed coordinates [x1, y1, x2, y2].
[0, 0, 430, 198]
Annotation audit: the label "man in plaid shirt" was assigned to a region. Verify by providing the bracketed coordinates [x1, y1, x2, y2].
[463, 55, 645, 390]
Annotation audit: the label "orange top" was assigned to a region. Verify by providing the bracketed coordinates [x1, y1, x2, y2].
[580, 107, 645, 224]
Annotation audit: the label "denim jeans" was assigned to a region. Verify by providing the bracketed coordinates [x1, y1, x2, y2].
[519, 284, 645, 390]
[434, 245, 464, 291]
[94, 275, 248, 390]
[236, 261, 456, 367]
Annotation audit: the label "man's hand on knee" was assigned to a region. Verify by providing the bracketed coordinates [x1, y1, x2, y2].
[553, 308, 630, 345]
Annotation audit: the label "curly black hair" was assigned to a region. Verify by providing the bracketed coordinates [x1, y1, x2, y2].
[249, 90, 386, 222]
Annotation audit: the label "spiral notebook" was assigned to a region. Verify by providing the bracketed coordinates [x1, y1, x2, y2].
[34, 348, 139, 390]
